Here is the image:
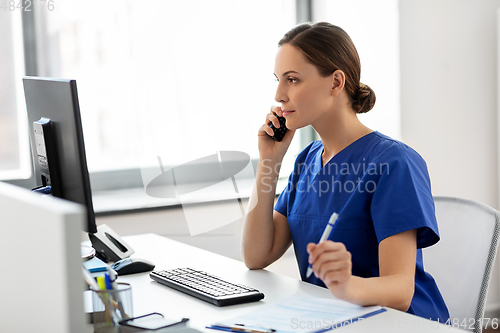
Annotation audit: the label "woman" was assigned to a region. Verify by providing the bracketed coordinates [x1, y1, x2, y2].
[242, 22, 449, 322]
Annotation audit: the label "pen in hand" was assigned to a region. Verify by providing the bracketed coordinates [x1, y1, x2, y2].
[306, 212, 339, 279]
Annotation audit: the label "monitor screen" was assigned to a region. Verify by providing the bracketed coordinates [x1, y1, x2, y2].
[23, 77, 98, 234]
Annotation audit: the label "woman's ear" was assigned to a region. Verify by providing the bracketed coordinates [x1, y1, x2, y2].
[331, 70, 346, 96]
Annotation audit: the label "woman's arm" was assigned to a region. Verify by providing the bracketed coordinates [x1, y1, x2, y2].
[241, 164, 292, 269]
[307, 229, 417, 311]
[242, 107, 295, 269]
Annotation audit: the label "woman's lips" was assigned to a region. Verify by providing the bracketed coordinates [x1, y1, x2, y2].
[282, 110, 295, 117]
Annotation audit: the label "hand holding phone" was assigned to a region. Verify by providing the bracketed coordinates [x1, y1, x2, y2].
[268, 115, 288, 142]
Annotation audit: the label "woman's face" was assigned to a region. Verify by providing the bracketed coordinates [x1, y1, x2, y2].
[274, 44, 335, 130]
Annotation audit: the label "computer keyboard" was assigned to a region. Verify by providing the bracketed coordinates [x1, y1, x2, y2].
[150, 268, 265, 306]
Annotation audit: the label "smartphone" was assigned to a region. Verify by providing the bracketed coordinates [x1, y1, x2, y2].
[268, 115, 288, 142]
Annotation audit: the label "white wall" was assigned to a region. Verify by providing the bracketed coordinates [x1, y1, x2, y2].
[400, 0, 500, 317]
[400, 0, 499, 208]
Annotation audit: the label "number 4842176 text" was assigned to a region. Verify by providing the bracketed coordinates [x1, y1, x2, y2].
[1, 0, 55, 11]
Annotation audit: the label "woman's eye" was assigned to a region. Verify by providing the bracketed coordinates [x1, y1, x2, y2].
[287, 78, 297, 83]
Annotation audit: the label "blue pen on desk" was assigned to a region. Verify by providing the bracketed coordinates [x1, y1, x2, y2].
[208, 324, 276, 333]
[306, 212, 339, 279]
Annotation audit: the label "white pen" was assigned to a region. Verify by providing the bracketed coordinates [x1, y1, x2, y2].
[306, 212, 339, 279]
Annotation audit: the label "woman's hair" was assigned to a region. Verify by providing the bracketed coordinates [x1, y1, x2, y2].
[279, 22, 376, 114]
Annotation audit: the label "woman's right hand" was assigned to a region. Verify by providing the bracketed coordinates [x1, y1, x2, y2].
[258, 106, 295, 161]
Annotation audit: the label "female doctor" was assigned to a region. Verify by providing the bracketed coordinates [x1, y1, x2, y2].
[242, 22, 449, 322]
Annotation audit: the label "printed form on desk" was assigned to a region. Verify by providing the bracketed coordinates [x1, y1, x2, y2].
[208, 291, 385, 333]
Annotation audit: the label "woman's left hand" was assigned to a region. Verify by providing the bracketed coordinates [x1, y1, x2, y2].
[307, 241, 353, 299]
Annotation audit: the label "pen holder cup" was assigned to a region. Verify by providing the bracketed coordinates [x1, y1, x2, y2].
[92, 282, 133, 331]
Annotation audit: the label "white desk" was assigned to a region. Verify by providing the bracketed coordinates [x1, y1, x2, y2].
[113, 233, 465, 333]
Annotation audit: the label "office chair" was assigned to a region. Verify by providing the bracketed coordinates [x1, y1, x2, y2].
[423, 196, 500, 333]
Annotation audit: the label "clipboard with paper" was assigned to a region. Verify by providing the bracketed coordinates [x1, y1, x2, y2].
[207, 291, 386, 333]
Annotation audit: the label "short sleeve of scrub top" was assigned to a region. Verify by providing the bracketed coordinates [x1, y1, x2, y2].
[274, 131, 449, 323]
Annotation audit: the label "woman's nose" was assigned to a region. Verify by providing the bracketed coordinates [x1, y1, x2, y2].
[275, 83, 288, 104]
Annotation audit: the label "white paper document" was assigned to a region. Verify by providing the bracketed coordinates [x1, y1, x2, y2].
[209, 291, 385, 333]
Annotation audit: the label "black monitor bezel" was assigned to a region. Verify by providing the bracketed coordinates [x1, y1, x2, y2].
[23, 76, 97, 234]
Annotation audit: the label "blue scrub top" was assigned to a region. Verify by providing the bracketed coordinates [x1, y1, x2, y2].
[274, 131, 449, 322]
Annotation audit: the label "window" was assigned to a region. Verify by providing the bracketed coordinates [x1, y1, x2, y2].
[34, 0, 296, 174]
[0, 10, 30, 180]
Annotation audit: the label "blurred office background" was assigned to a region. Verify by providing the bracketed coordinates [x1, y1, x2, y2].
[1, 0, 500, 319]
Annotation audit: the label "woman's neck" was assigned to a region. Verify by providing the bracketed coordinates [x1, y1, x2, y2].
[313, 107, 373, 167]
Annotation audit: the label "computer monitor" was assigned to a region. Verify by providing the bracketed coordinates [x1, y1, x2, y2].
[23, 77, 134, 262]
[23, 77, 96, 233]
[0, 181, 86, 332]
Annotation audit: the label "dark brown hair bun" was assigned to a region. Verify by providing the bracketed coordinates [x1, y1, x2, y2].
[353, 83, 376, 114]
